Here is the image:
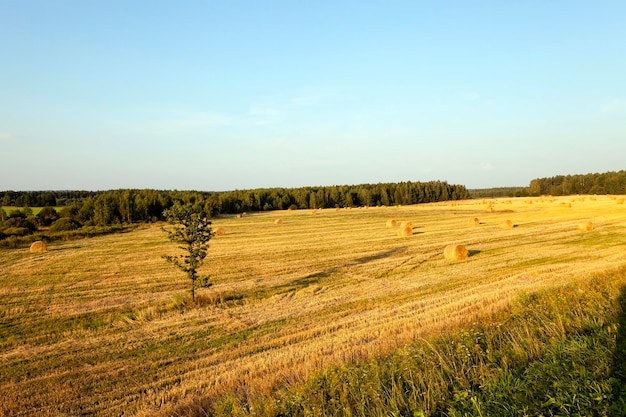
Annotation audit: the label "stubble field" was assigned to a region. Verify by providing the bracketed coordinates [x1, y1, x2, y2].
[1, 195, 625, 416]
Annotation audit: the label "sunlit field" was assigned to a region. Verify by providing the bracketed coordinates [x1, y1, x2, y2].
[1, 195, 625, 416]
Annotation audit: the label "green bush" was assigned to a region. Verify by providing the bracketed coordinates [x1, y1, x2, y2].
[50, 217, 82, 232]
[1, 235, 19, 248]
[36, 206, 59, 226]
[2, 216, 37, 232]
[1, 227, 31, 236]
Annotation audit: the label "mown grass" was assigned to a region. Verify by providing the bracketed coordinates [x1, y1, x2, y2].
[1, 196, 625, 416]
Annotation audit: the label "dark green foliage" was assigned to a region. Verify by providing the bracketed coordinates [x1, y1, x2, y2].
[36, 206, 59, 226]
[1, 181, 470, 228]
[469, 187, 530, 199]
[93, 193, 120, 226]
[35, 192, 57, 207]
[529, 170, 626, 196]
[162, 203, 214, 302]
[58, 204, 80, 219]
[7, 209, 26, 219]
[611, 289, 626, 416]
[1, 227, 31, 237]
[50, 217, 82, 232]
[1, 216, 37, 234]
[0, 182, 467, 245]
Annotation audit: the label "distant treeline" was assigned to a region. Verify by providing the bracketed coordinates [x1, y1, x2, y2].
[528, 170, 626, 196]
[1, 181, 469, 226]
[469, 170, 626, 198]
[469, 187, 530, 199]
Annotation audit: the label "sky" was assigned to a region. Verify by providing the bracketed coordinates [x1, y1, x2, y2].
[1, 1, 625, 192]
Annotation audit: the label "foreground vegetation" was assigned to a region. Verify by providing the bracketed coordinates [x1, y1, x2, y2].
[205, 268, 626, 416]
[1, 195, 625, 415]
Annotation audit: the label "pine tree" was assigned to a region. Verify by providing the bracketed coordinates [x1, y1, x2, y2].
[162, 203, 214, 302]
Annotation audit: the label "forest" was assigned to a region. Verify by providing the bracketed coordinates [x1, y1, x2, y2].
[0, 181, 468, 244]
[528, 170, 626, 196]
[3, 170, 626, 245]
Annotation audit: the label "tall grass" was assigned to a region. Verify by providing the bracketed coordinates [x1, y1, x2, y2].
[201, 266, 626, 416]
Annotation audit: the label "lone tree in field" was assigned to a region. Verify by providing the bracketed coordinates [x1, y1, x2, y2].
[162, 202, 214, 302]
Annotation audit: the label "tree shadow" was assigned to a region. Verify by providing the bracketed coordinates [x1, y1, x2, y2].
[276, 247, 409, 293]
[353, 247, 408, 265]
[51, 245, 83, 251]
[610, 285, 626, 416]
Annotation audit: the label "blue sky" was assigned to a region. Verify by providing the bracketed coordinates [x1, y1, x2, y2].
[1, 1, 625, 191]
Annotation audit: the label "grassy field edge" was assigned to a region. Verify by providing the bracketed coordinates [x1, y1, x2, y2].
[187, 265, 626, 416]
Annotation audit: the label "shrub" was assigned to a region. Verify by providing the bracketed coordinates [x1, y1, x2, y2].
[3, 216, 37, 232]
[1, 235, 19, 248]
[50, 217, 82, 232]
[1, 227, 31, 236]
[36, 206, 59, 226]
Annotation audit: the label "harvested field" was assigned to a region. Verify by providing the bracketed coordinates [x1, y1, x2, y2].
[1, 195, 625, 416]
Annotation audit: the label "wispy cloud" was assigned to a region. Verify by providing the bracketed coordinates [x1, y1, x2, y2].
[600, 98, 625, 114]
[145, 111, 232, 134]
[248, 91, 326, 126]
[0, 132, 16, 141]
[289, 94, 321, 107]
[248, 100, 284, 126]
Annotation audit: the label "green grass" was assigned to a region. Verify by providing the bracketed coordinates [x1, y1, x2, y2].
[200, 266, 626, 417]
[1, 206, 61, 216]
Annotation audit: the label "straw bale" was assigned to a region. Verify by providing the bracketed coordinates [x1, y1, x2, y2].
[274, 219, 283, 225]
[397, 225, 413, 237]
[501, 219, 514, 229]
[468, 217, 480, 226]
[214, 227, 226, 236]
[577, 221, 594, 231]
[443, 244, 468, 260]
[29, 241, 47, 253]
[386, 219, 397, 227]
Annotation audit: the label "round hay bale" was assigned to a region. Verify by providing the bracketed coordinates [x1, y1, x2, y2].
[617, 198, 625, 205]
[578, 221, 594, 231]
[386, 219, 397, 227]
[29, 241, 47, 253]
[501, 219, 514, 229]
[444, 244, 468, 260]
[397, 225, 413, 237]
[274, 219, 283, 225]
[399, 221, 413, 228]
[468, 217, 480, 226]
[214, 227, 226, 236]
